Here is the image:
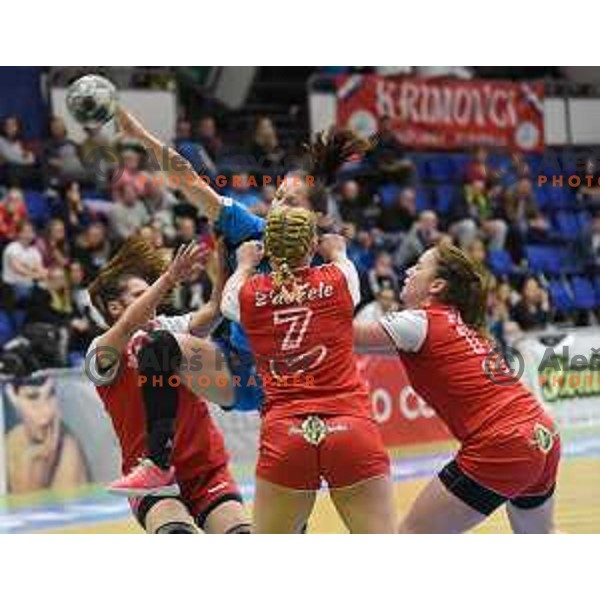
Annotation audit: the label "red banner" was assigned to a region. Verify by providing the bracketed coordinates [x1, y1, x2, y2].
[336, 75, 545, 152]
[358, 355, 452, 447]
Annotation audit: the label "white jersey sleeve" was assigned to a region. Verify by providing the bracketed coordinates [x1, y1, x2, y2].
[221, 271, 246, 323]
[154, 313, 193, 334]
[334, 257, 361, 307]
[379, 309, 428, 353]
[86, 337, 120, 386]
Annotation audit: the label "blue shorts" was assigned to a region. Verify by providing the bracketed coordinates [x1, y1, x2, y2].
[215, 336, 264, 412]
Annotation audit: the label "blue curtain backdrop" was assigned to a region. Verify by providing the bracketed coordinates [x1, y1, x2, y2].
[0, 67, 47, 139]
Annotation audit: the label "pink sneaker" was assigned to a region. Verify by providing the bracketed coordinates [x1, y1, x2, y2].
[107, 458, 180, 497]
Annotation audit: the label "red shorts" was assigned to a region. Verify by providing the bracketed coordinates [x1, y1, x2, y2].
[456, 413, 561, 499]
[256, 413, 390, 490]
[129, 460, 242, 529]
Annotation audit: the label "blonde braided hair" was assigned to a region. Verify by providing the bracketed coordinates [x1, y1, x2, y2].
[264, 208, 317, 302]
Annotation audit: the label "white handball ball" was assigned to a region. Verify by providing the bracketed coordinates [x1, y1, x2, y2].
[66, 74, 117, 127]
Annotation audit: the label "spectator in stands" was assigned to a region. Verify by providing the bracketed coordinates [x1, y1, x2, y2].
[174, 118, 193, 145]
[448, 179, 508, 251]
[111, 145, 147, 203]
[465, 146, 490, 184]
[43, 116, 85, 184]
[24, 264, 93, 356]
[0, 116, 35, 167]
[2, 221, 46, 299]
[173, 215, 199, 248]
[578, 158, 600, 215]
[142, 180, 177, 240]
[354, 285, 399, 323]
[72, 222, 111, 281]
[588, 215, 600, 266]
[363, 251, 399, 304]
[229, 171, 261, 209]
[195, 115, 223, 162]
[249, 116, 286, 177]
[25, 266, 73, 327]
[511, 276, 550, 331]
[80, 124, 112, 164]
[68, 260, 90, 307]
[394, 210, 441, 270]
[377, 186, 417, 235]
[56, 181, 92, 238]
[38, 218, 69, 269]
[0, 187, 28, 242]
[139, 223, 166, 249]
[109, 175, 150, 242]
[502, 176, 550, 256]
[80, 124, 114, 186]
[368, 116, 414, 183]
[337, 180, 367, 224]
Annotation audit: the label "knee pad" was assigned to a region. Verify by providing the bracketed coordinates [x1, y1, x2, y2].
[137, 330, 183, 376]
[155, 521, 198, 534]
[225, 523, 251, 534]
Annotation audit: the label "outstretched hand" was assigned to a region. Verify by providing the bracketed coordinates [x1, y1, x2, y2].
[165, 242, 205, 286]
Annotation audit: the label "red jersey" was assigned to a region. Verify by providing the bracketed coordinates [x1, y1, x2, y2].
[88, 315, 230, 480]
[380, 303, 548, 444]
[226, 261, 371, 420]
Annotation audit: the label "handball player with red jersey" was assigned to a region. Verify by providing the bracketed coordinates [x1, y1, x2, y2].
[86, 238, 249, 533]
[221, 208, 395, 533]
[354, 243, 561, 533]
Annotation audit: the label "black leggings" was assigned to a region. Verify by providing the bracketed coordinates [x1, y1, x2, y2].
[137, 330, 182, 470]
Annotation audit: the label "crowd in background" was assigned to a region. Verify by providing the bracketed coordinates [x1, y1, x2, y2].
[2, 107, 600, 373]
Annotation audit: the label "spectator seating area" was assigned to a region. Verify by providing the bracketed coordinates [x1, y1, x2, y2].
[2, 101, 600, 375]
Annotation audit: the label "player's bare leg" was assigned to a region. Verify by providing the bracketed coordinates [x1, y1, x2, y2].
[253, 478, 317, 534]
[203, 500, 251, 534]
[506, 496, 557, 534]
[144, 498, 198, 533]
[174, 334, 234, 408]
[398, 477, 487, 533]
[329, 475, 396, 534]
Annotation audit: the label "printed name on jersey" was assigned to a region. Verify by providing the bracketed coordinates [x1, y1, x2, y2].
[255, 281, 334, 307]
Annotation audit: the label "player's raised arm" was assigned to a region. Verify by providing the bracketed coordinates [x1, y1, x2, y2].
[221, 241, 264, 323]
[115, 107, 223, 222]
[92, 243, 204, 367]
[318, 233, 361, 306]
[189, 239, 228, 335]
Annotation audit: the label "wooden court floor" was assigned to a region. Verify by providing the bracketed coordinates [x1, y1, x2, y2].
[38, 456, 600, 534]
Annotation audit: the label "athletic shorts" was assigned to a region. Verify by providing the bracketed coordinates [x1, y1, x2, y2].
[130, 461, 243, 530]
[256, 413, 390, 491]
[439, 415, 561, 516]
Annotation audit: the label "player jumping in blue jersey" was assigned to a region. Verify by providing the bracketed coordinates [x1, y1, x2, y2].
[115, 107, 368, 412]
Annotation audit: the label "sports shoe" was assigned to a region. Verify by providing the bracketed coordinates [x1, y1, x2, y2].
[107, 458, 180, 497]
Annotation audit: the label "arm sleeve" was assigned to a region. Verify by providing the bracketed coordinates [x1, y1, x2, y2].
[220, 271, 248, 323]
[86, 337, 121, 387]
[333, 257, 361, 307]
[154, 313, 193, 334]
[379, 309, 428, 353]
[214, 197, 265, 246]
